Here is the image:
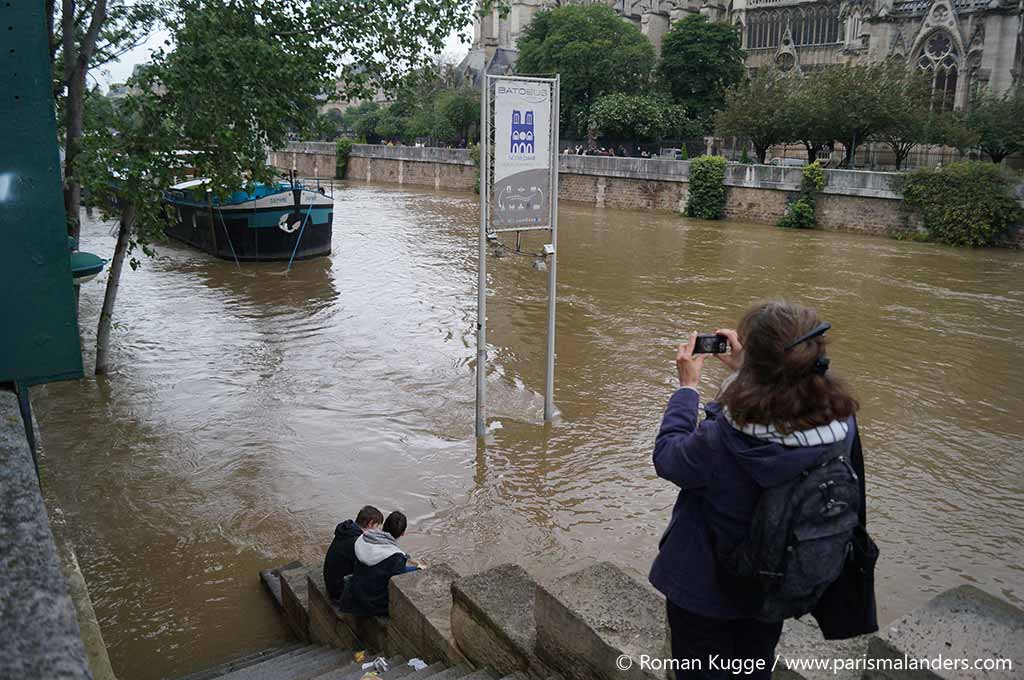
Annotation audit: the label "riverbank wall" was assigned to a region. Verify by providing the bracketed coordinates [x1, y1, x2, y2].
[271, 143, 1024, 248]
[261, 556, 1023, 680]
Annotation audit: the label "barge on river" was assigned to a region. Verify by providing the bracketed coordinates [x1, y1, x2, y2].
[163, 178, 333, 261]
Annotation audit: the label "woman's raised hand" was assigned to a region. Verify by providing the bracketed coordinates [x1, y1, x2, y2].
[714, 328, 743, 371]
[676, 332, 708, 389]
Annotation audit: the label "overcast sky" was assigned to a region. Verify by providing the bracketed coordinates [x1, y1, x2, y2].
[96, 26, 473, 90]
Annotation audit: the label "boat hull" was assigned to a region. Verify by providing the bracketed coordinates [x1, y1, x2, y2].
[163, 187, 333, 262]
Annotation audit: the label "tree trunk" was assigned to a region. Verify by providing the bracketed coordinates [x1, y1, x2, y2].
[60, 0, 109, 243]
[95, 203, 134, 375]
[755, 144, 769, 165]
[63, 66, 85, 241]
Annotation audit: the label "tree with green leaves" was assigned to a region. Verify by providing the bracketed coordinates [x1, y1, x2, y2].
[812, 63, 892, 168]
[49, 0, 167, 245]
[657, 15, 744, 127]
[715, 68, 792, 164]
[588, 93, 698, 144]
[873, 65, 936, 170]
[515, 4, 656, 139]
[967, 89, 1024, 164]
[77, 0, 474, 374]
[778, 73, 834, 163]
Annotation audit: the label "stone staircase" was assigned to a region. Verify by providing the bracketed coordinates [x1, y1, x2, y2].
[174, 642, 522, 680]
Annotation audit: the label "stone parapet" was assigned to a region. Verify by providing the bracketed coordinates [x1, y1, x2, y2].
[351, 144, 474, 166]
[863, 585, 1023, 680]
[450, 564, 550, 679]
[389, 564, 469, 667]
[0, 390, 92, 680]
[258, 555, 1024, 680]
[534, 561, 667, 680]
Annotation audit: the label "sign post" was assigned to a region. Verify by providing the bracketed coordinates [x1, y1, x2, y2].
[476, 74, 560, 437]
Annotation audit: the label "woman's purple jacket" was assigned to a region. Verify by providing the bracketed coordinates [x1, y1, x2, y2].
[648, 387, 860, 620]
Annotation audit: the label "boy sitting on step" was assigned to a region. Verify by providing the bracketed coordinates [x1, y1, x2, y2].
[340, 511, 421, 617]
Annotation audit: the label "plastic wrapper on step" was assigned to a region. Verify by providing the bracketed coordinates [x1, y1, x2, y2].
[361, 657, 389, 673]
[408, 658, 428, 671]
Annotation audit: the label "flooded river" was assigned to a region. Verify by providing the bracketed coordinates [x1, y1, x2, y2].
[36, 184, 1024, 679]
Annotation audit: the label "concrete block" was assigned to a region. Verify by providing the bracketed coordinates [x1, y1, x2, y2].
[863, 585, 1024, 680]
[281, 566, 311, 641]
[535, 561, 667, 680]
[389, 564, 469, 666]
[1, 390, 92, 680]
[306, 570, 389, 653]
[451, 564, 551, 679]
[307, 571, 360, 650]
[772, 617, 869, 680]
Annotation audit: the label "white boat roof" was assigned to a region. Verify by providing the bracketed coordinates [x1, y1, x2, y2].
[170, 178, 210, 190]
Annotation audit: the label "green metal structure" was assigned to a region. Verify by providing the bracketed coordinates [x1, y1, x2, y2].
[1, 1, 84, 384]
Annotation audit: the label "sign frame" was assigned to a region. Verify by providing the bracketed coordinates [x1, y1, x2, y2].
[476, 74, 561, 437]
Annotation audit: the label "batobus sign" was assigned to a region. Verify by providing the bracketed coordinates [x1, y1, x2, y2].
[492, 79, 553, 227]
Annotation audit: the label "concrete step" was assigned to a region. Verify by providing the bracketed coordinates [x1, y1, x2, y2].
[271, 648, 353, 680]
[414, 662, 447, 677]
[215, 645, 327, 680]
[420, 664, 472, 680]
[461, 671, 500, 680]
[172, 643, 305, 680]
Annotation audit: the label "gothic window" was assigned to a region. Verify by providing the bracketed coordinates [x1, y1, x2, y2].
[917, 31, 959, 111]
[746, 4, 840, 49]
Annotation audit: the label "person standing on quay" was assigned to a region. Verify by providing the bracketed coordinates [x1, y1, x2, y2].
[649, 301, 873, 679]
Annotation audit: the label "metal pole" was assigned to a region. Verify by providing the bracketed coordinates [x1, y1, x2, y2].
[475, 75, 490, 438]
[544, 76, 560, 422]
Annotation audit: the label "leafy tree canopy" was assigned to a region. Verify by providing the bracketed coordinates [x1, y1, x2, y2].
[515, 4, 656, 138]
[657, 15, 744, 127]
[967, 89, 1024, 164]
[588, 93, 699, 143]
[715, 67, 792, 164]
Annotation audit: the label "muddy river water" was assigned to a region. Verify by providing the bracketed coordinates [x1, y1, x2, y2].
[35, 183, 1024, 679]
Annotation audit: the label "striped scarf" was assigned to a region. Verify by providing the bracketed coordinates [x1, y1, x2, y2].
[721, 406, 848, 448]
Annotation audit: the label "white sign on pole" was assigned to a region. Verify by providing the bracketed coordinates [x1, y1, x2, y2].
[492, 79, 553, 227]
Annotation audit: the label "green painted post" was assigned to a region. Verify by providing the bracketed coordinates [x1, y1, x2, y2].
[1, 2, 84, 384]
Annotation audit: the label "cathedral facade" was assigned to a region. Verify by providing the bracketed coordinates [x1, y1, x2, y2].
[465, 0, 1023, 109]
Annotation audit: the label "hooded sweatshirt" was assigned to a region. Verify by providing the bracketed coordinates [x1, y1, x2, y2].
[339, 530, 408, 617]
[323, 519, 363, 599]
[649, 387, 859, 620]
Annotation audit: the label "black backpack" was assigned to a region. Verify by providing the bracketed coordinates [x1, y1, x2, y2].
[713, 436, 862, 622]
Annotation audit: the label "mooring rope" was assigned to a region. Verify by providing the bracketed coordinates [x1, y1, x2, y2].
[216, 207, 242, 270]
[285, 201, 315, 274]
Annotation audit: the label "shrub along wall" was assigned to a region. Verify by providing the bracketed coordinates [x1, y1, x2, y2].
[899, 162, 1024, 247]
[686, 155, 727, 220]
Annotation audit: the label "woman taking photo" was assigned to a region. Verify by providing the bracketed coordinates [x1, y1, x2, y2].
[649, 300, 873, 679]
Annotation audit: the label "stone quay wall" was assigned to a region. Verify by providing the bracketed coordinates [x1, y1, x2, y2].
[315, 143, 1023, 248]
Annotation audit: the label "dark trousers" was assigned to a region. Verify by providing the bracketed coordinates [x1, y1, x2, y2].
[666, 600, 783, 680]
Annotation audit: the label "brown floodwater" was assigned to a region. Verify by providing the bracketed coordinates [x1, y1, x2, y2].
[35, 184, 1024, 679]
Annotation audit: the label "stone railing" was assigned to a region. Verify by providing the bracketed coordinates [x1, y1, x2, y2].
[260, 555, 1024, 680]
[1, 390, 94, 679]
[351, 144, 473, 165]
[349, 145, 902, 198]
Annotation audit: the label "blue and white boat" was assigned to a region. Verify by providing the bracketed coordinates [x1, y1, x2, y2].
[163, 178, 334, 261]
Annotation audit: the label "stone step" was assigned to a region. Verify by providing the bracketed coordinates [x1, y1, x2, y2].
[461, 671, 500, 680]
[270, 648, 353, 680]
[215, 645, 328, 680]
[420, 664, 472, 680]
[172, 643, 306, 680]
[318, 655, 407, 680]
[415, 662, 448, 677]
